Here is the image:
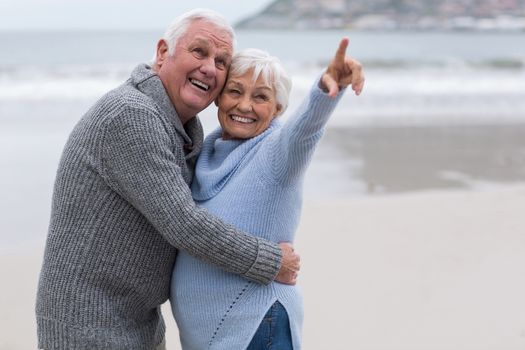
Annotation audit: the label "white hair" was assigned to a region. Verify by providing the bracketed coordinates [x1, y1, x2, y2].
[230, 48, 292, 116]
[153, 8, 236, 63]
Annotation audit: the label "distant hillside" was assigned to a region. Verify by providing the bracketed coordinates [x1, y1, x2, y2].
[236, 0, 525, 30]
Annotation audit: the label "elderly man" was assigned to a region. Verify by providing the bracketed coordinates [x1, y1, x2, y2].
[36, 9, 299, 350]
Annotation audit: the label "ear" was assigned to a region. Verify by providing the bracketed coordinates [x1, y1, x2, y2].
[155, 39, 169, 67]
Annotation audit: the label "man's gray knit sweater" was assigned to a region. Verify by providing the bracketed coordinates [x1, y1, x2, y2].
[35, 64, 282, 350]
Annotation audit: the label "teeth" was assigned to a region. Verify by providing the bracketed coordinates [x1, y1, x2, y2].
[189, 78, 209, 91]
[231, 115, 255, 123]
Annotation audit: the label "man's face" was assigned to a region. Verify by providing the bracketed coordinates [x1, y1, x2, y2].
[155, 20, 233, 122]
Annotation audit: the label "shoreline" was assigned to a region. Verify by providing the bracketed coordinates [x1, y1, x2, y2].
[304, 123, 525, 198]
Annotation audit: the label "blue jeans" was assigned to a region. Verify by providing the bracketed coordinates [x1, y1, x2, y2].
[247, 301, 294, 350]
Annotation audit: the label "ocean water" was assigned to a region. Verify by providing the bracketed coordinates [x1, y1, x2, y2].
[1, 30, 525, 251]
[2, 30, 525, 124]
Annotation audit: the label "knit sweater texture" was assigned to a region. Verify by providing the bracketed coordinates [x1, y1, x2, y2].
[171, 82, 344, 349]
[35, 64, 282, 350]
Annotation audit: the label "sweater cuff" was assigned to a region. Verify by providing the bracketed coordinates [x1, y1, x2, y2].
[243, 239, 282, 285]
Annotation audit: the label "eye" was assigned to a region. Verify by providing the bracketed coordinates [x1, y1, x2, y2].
[191, 47, 206, 58]
[254, 94, 269, 102]
[215, 58, 228, 70]
[227, 88, 241, 95]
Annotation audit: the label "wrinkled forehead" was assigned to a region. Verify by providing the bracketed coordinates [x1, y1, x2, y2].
[227, 70, 275, 91]
[231, 66, 275, 88]
[181, 20, 234, 52]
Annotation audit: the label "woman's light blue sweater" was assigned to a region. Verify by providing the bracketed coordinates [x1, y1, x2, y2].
[171, 82, 344, 349]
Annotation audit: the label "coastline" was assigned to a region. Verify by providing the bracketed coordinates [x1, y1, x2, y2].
[4, 186, 525, 349]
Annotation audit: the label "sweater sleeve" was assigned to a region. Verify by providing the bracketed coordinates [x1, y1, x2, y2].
[99, 105, 281, 285]
[270, 79, 345, 184]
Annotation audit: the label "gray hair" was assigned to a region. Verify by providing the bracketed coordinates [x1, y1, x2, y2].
[153, 8, 236, 63]
[230, 48, 292, 116]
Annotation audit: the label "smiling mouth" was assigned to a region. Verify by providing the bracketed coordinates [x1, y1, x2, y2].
[189, 78, 210, 91]
[230, 115, 255, 124]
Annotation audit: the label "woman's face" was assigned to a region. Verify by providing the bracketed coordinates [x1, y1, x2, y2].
[217, 69, 281, 140]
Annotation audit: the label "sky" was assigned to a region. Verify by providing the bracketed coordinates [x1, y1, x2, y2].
[0, 0, 274, 31]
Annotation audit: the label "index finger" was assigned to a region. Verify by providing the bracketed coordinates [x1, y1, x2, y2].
[334, 37, 349, 63]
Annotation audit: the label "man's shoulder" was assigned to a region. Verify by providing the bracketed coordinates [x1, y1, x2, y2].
[83, 81, 164, 130]
[101, 82, 158, 114]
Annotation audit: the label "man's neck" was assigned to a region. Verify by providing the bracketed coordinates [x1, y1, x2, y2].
[178, 111, 196, 125]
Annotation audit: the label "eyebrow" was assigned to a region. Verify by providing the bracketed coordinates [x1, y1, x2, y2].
[227, 80, 273, 91]
[190, 37, 232, 60]
[189, 37, 210, 48]
[254, 86, 273, 92]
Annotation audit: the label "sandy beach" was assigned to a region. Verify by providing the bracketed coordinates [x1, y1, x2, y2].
[1, 24, 524, 350]
[3, 186, 525, 350]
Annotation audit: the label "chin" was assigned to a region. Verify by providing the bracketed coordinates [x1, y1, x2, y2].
[234, 134, 253, 140]
[223, 132, 246, 140]
[189, 100, 212, 112]
[183, 94, 213, 110]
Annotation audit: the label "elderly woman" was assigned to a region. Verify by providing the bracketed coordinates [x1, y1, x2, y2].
[171, 39, 364, 350]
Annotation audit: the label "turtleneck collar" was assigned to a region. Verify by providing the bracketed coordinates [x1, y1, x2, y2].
[129, 63, 203, 160]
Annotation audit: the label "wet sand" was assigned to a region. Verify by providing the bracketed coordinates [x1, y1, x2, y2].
[309, 124, 525, 196]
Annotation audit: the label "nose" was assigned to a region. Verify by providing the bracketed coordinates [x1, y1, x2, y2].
[199, 57, 216, 77]
[238, 95, 252, 113]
